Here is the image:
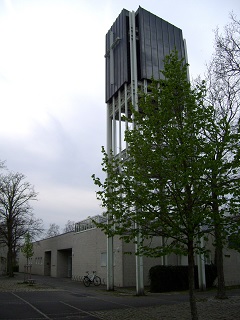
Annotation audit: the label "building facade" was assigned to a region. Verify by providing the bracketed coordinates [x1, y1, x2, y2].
[19, 216, 172, 287]
[18, 216, 240, 287]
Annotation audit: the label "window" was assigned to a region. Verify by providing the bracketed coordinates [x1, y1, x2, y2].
[101, 252, 116, 267]
[228, 233, 240, 251]
[101, 252, 107, 267]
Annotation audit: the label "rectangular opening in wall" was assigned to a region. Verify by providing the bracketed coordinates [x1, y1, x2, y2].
[101, 252, 107, 267]
[101, 252, 116, 267]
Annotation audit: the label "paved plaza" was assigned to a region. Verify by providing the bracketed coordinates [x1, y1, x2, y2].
[0, 273, 240, 319]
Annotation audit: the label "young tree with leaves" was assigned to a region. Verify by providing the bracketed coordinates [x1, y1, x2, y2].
[21, 232, 34, 265]
[93, 51, 218, 320]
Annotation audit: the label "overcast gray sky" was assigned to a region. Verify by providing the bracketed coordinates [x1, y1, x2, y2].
[0, 0, 239, 231]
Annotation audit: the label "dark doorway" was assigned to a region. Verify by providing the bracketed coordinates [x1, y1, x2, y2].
[44, 251, 51, 276]
[57, 249, 72, 278]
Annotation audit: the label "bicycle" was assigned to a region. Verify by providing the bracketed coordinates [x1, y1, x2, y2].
[83, 271, 101, 287]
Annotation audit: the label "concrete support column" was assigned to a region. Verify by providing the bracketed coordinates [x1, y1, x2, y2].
[106, 103, 114, 291]
[129, 10, 144, 296]
[197, 237, 206, 291]
[135, 231, 144, 296]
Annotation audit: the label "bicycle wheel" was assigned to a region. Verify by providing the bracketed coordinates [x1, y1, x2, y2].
[83, 276, 90, 287]
[93, 276, 101, 286]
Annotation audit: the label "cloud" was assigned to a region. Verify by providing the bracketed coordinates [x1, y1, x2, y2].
[33, 183, 102, 230]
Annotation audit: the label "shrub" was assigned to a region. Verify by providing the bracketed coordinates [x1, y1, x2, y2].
[149, 264, 217, 292]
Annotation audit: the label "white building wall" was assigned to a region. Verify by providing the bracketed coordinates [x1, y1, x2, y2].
[18, 226, 240, 287]
[72, 228, 107, 282]
[122, 237, 171, 287]
[223, 247, 240, 286]
[72, 228, 124, 286]
[204, 237, 240, 287]
[19, 232, 74, 277]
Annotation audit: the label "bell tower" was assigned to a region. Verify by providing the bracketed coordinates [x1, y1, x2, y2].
[105, 7, 187, 293]
[105, 7, 186, 159]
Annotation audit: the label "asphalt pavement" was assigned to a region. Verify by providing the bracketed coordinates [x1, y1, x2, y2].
[0, 273, 240, 319]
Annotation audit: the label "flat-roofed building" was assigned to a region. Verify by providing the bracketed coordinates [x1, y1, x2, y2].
[18, 215, 240, 287]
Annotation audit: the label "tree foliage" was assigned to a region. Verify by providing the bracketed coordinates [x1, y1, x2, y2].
[63, 220, 75, 233]
[93, 48, 240, 319]
[0, 171, 43, 277]
[45, 223, 60, 238]
[21, 232, 34, 264]
[93, 51, 213, 254]
[44, 220, 75, 238]
[93, 51, 218, 319]
[204, 13, 240, 299]
[213, 13, 240, 78]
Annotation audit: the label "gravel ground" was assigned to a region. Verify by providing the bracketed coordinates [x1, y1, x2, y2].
[92, 296, 240, 320]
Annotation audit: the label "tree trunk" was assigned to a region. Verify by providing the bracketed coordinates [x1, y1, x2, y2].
[215, 225, 227, 299]
[211, 173, 227, 299]
[188, 241, 198, 320]
[7, 247, 14, 277]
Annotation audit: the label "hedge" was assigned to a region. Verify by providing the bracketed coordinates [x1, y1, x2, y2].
[149, 264, 217, 292]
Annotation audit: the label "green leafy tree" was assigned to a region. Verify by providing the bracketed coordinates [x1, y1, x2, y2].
[93, 51, 217, 320]
[21, 233, 34, 265]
